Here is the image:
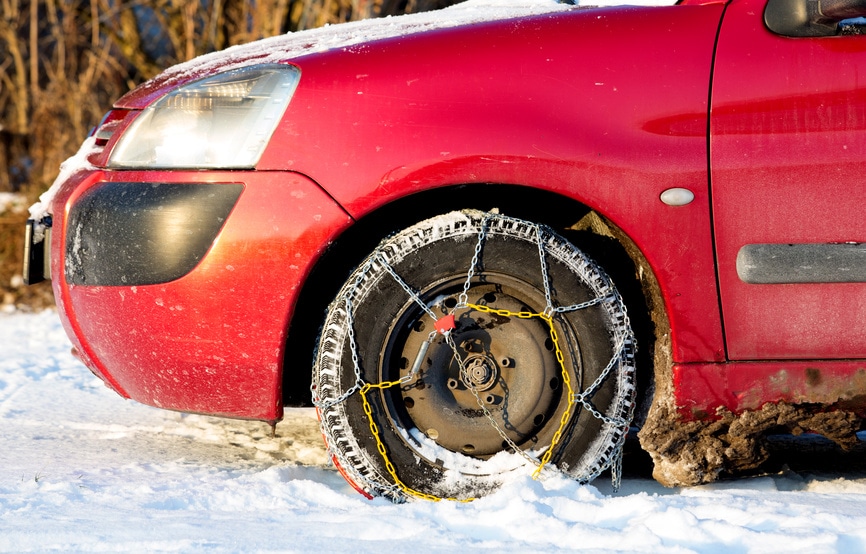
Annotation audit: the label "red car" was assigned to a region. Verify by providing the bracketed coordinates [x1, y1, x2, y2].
[24, 0, 866, 501]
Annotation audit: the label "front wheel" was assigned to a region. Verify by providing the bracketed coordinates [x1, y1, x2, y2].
[313, 210, 636, 501]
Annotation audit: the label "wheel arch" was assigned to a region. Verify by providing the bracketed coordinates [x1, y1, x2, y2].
[281, 182, 670, 427]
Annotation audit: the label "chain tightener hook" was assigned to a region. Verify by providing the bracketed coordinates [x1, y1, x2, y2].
[407, 314, 455, 383]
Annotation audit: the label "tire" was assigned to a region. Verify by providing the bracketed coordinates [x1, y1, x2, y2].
[313, 210, 635, 501]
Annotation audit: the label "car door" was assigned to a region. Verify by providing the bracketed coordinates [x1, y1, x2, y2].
[711, 0, 866, 360]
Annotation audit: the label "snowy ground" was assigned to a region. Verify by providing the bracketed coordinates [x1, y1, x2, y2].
[4, 311, 866, 552]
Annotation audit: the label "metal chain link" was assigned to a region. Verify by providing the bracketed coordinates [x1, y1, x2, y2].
[319, 212, 633, 499]
[444, 332, 542, 467]
[358, 381, 472, 502]
[535, 224, 555, 317]
[571, 338, 629, 426]
[612, 444, 624, 492]
[377, 253, 438, 321]
[457, 212, 490, 309]
[312, 256, 373, 410]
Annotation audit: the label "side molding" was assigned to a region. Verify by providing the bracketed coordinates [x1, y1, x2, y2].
[737, 242, 866, 284]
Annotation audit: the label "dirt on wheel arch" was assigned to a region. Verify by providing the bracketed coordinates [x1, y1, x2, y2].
[571, 210, 864, 488]
[637, 402, 862, 487]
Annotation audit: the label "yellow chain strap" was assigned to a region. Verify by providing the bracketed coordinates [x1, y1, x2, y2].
[361, 302, 576, 501]
[360, 381, 473, 503]
[465, 303, 576, 479]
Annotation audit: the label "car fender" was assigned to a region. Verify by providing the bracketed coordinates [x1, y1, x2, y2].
[262, 3, 727, 363]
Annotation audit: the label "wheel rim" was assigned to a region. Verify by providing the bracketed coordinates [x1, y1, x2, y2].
[381, 273, 580, 464]
[314, 210, 637, 501]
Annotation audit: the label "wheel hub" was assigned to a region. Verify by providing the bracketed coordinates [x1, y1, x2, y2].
[387, 278, 574, 458]
[461, 353, 499, 392]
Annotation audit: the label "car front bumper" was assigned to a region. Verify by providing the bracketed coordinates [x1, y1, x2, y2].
[47, 168, 352, 422]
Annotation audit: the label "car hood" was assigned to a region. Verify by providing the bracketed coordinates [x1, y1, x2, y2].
[114, 0, 672, 109]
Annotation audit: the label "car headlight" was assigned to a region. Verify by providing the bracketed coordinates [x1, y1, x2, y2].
[108, 64, 300, 169]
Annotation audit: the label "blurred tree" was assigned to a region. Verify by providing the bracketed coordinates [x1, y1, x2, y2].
[0, 0, 458, 308]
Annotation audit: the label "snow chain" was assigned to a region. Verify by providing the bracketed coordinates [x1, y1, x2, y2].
[315, 212, 633, 501]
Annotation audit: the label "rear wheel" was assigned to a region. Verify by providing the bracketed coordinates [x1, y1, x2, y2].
[313, 210, 635, 501]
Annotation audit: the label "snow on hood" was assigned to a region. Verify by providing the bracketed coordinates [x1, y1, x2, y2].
[30, 0, 676, 226]
[117, 0, 676, 108]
